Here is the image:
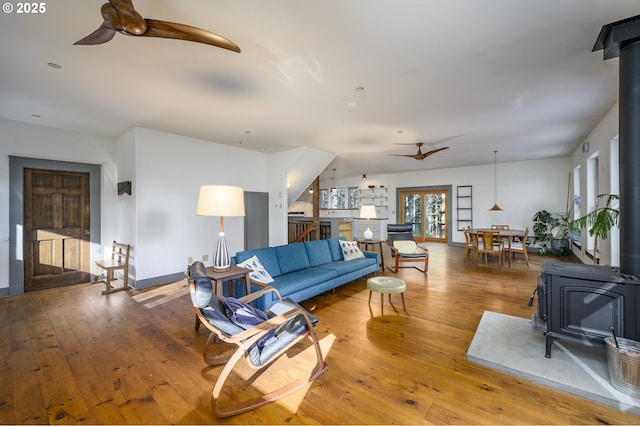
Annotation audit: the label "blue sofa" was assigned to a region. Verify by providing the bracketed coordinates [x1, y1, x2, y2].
[233, 237, 379, 310]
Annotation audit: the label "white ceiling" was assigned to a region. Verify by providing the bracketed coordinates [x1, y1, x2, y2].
[0, 0, 635, 180]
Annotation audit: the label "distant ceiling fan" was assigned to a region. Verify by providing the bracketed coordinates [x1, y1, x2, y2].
[74, 0, 241, 53]
[390, 142, 450, 161]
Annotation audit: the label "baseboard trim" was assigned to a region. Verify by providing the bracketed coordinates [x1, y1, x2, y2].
[133, 271, 185, 290]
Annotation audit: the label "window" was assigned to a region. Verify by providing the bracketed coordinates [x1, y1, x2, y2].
[399, 189, 448, 243]
[330, 188, 346, 208]
[610, 136, 620, 266]
[586, 153, 599, 257]
[573, 166, 581, 221]
[320, 189, 329, 209]
[571, 165, 581, 247]
[348, 187, 359, 208]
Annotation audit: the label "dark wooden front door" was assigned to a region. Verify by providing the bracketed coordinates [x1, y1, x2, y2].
[24, 168, 91, 291]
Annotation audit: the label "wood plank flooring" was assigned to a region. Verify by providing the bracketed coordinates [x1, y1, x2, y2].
[1, 244, 639, 424]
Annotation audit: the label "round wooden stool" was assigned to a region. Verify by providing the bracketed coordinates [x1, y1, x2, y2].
[367, 276, 407, 315]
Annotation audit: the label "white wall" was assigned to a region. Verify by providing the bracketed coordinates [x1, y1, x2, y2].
[320, 157, 571, 244]
[0, 118, 118, 291]
[128, 127, 271, 284]
[115, 128, 137, 278]
[570, 102, 619, 265]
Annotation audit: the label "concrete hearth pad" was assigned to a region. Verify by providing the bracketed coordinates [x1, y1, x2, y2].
[467, 311, 640, 415]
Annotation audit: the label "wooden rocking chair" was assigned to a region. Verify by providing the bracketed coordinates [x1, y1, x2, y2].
[187, 261, 328, 417]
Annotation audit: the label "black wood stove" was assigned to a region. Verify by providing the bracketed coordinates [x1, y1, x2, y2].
[530, 262, 640, 358]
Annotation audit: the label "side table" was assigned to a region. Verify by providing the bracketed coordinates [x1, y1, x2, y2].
[357, 239, 385, 271]
[194, 265, 252, 331]
[206, 265, 252, 298]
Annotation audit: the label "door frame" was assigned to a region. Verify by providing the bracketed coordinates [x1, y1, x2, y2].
[395, 185, 453, 244]
[8, 156, 101, 296]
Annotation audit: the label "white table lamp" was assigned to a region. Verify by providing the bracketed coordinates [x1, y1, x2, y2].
[196, 185, 245, 271]
[360, 205, 377, 240]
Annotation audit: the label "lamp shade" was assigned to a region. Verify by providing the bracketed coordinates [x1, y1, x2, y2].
[196, 185, 245, 217]
[360, 205, 377, 219]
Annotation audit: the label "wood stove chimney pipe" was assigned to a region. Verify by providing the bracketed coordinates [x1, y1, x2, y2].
[594, 15, 640, 278]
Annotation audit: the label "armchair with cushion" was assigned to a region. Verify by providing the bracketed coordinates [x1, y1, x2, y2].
[386, 224, 429, 273]
[187, 261, 328, 417]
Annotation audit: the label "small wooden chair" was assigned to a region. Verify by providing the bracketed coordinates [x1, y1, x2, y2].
[94, 241, 131, 294]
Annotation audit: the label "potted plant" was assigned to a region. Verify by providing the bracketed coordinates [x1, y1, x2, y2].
[532, 209, 571, 255]
[569, 194, 619, 264]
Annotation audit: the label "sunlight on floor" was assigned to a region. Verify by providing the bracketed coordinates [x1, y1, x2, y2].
[214, 333, 336, 414]
[273, 333, 336, 412]
[131, 279, 188, 308]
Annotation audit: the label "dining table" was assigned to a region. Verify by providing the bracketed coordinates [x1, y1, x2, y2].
[467, 228, 525, 238]
[466, 228, 526, 267]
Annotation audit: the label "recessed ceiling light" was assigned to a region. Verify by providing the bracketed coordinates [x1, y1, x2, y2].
[32, 114, 41, 118]
[355, 86, 364, 92]
[348, 102, 358, 108]
[47, 62, 61, 69]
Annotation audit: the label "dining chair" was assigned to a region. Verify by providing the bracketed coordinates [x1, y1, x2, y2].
[491, 224, 511, 246]
[475, 231, 504, 267]
[463, 229, 474, 261]
[491, 224, 509, 230]
[504, 228, 530, 268]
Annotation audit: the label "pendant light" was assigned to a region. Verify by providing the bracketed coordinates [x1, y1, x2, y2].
[489, 150, 503, 211]
[330, 168, 337, 192]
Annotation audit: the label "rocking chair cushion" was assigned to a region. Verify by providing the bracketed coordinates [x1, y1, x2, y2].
[249, 313, 309, 367]
[224, 297, 277, 347]
[393, 240, 427, 258]
[201, 295, 245, 337]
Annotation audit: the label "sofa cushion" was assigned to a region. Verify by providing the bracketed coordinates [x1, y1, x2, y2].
[327, 237, 346, 261]
[275, 243, 311, 274]
[235, 247, 282, 278]
[318, 257, 377, 275]
[304, 240, 333, 266]
[271, 267, 337, 295]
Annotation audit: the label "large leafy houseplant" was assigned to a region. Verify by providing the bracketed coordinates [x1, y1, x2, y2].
[569, 194, 619, 264]
[532, 209, 571, 255]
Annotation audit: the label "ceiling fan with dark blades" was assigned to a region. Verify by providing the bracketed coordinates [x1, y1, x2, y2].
[390, 142, 450, 161]
[74, 0, 241, 53]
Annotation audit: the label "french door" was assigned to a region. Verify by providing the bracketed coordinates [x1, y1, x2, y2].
[399, 189, 448, 243]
